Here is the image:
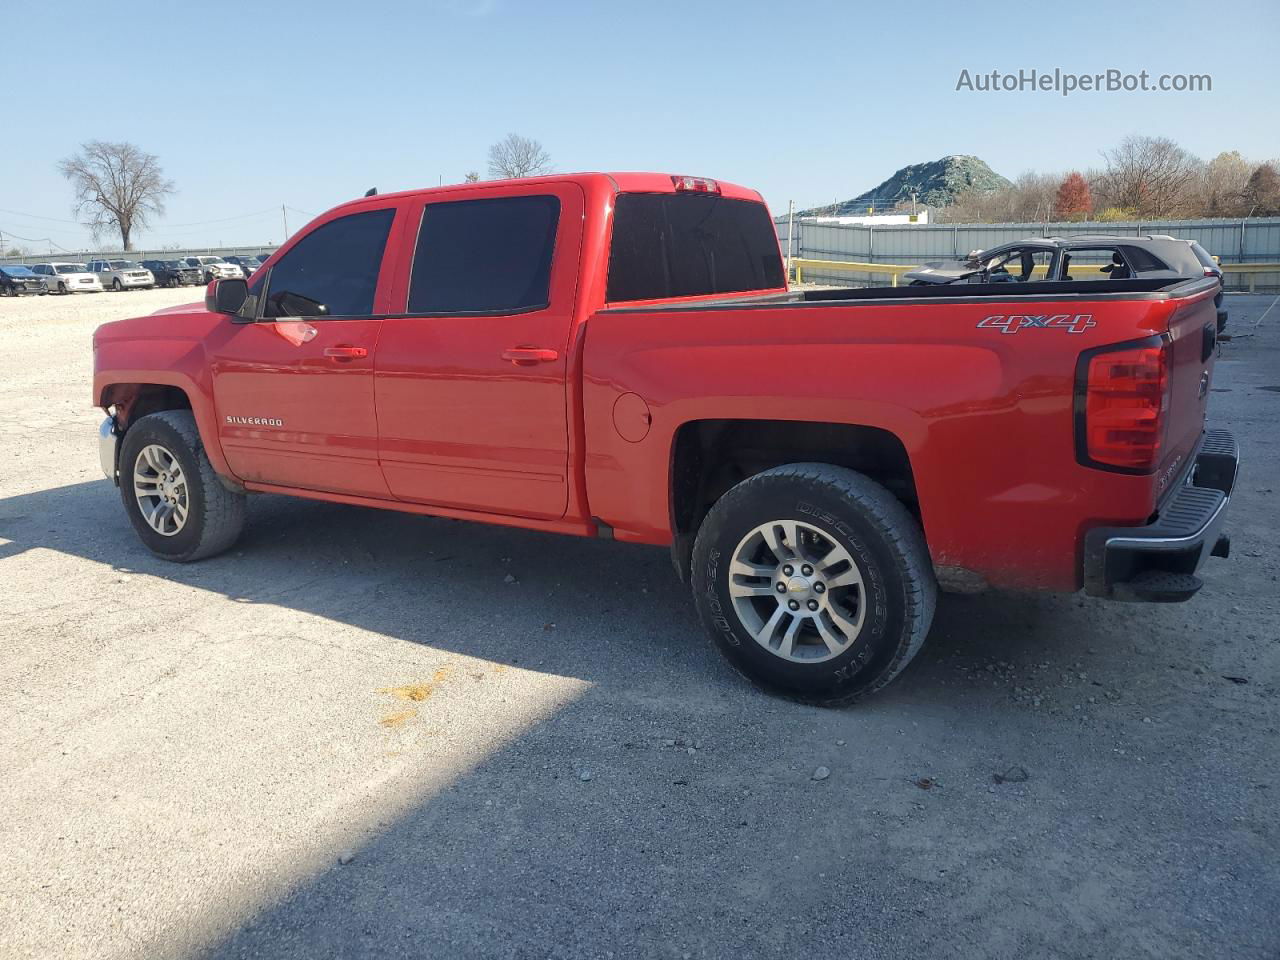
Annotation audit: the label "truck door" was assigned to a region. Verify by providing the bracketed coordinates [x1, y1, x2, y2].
[374, 184, 584, 520]
[206, 204, 401, 498]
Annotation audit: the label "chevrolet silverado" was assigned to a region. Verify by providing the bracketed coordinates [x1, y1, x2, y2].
[92, 173, 1237, 705]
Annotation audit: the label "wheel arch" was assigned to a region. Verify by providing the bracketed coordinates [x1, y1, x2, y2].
[668, 418, 921, 583]
[97, 377, 238, 487]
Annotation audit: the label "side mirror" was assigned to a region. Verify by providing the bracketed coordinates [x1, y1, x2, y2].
[206, 277, 249, 316]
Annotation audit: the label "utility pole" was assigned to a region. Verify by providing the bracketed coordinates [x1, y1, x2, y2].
[282, 205, 289, 240]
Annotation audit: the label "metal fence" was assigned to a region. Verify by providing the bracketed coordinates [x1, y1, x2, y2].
[776, 216, 1280, 292]
[0, 244, 279, 267]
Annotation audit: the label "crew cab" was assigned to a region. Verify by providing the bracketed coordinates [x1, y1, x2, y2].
[92, 173, 1237, 705]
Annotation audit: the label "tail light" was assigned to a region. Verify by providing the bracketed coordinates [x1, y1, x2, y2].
[671, 175, 720, 194]
[1075, 336, 1170, 472]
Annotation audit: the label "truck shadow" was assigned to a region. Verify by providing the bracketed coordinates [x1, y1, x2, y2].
[0, 477, 1087, 702]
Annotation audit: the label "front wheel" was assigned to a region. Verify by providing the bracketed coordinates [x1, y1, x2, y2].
[112, 278, 122, 291]
[692, 463, 936, 706]
[58, 282, 69, 295]
[118, 410, 246, 562]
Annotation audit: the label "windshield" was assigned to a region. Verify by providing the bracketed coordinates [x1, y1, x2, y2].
[2, 266, 36, 276]
[55, 264, 87, 274]
[109, 260, 139, 269]
[162, 260, 184, 268]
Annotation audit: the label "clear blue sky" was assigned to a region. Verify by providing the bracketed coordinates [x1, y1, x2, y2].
[4, 0, 1277, 251]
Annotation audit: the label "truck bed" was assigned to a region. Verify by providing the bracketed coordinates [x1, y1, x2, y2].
[604, 277, 1214, 313]
[582, 275, 1221, 592]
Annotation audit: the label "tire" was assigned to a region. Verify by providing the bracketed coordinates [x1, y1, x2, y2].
[58, 282, 68, 295]
[112, 278, 123, 292]
[118, 410, 246, 562]
[691, 463, 936, 706]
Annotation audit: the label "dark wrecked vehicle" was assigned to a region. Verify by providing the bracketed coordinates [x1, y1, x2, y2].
[904, 235, 1227, 330]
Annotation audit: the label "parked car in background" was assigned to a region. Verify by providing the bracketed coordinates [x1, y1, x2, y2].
[905, 234, 1229, 331]
[88, 259, 155, 292]
[184, 256, 244, 283]
[30, 262, 104, 294]
[1169, 237, 1226, 330]
[222, 255, 263, 278]
[141, 259, 203, 288]
[0, 265, 50, 296]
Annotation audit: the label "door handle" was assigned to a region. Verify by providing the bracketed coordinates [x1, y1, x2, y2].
[324, 345, 368, 360]
[501, 347, 559, 365]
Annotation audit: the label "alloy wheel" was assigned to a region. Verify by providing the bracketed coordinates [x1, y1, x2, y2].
[132, 444, 190, 536]
[728, 519, 866, 663]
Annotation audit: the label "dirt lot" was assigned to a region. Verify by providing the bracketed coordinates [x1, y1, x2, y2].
[1, 287, 1277, 960]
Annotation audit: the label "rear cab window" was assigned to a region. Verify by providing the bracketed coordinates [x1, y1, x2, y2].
[606, 193, 785, 303]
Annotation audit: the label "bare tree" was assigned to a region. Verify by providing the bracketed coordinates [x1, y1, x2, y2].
[1094, 136, 1201, 219]
[1196, 151, 1252, 217]
[58, 140, 175, 250]
[486, 134, 552, 180]
[939, 172, 1061, 223]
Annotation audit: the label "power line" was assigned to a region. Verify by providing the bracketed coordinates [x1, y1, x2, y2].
[0, 207, 81, 224]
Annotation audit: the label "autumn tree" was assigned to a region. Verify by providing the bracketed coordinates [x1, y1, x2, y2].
[1055, 172, 1092, 219]
[58, 140, 175, 251]
[464, 171, 481, 183]
[486, 133, 552, 180]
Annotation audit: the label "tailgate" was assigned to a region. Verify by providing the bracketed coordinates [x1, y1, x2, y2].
[1159, 287, 1219, 497]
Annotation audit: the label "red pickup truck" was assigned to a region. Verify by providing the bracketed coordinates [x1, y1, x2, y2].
[93, 173, 1238, 705]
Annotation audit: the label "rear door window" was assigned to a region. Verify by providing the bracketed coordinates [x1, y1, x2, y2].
[407, 195, 560, 315]
[983, 247, 1052, 282]
[606, 193, 784, 302]
[261, 208, 395, 318]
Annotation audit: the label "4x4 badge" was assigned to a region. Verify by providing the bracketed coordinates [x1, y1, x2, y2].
[977, 314, 1096, 334]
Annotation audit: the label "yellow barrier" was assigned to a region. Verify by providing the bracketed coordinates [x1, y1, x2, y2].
[1224, 262, 1280, 293]
[790, 257, 1280, 292]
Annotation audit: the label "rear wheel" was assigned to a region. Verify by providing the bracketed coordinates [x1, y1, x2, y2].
[692, 463, 936, 706]
[118, 410, 246, 562]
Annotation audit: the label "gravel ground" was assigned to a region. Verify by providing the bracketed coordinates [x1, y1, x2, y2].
[0, 287, 1277, 960]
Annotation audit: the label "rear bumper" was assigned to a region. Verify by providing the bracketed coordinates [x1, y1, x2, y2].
[1083, 430, 1238, 602]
